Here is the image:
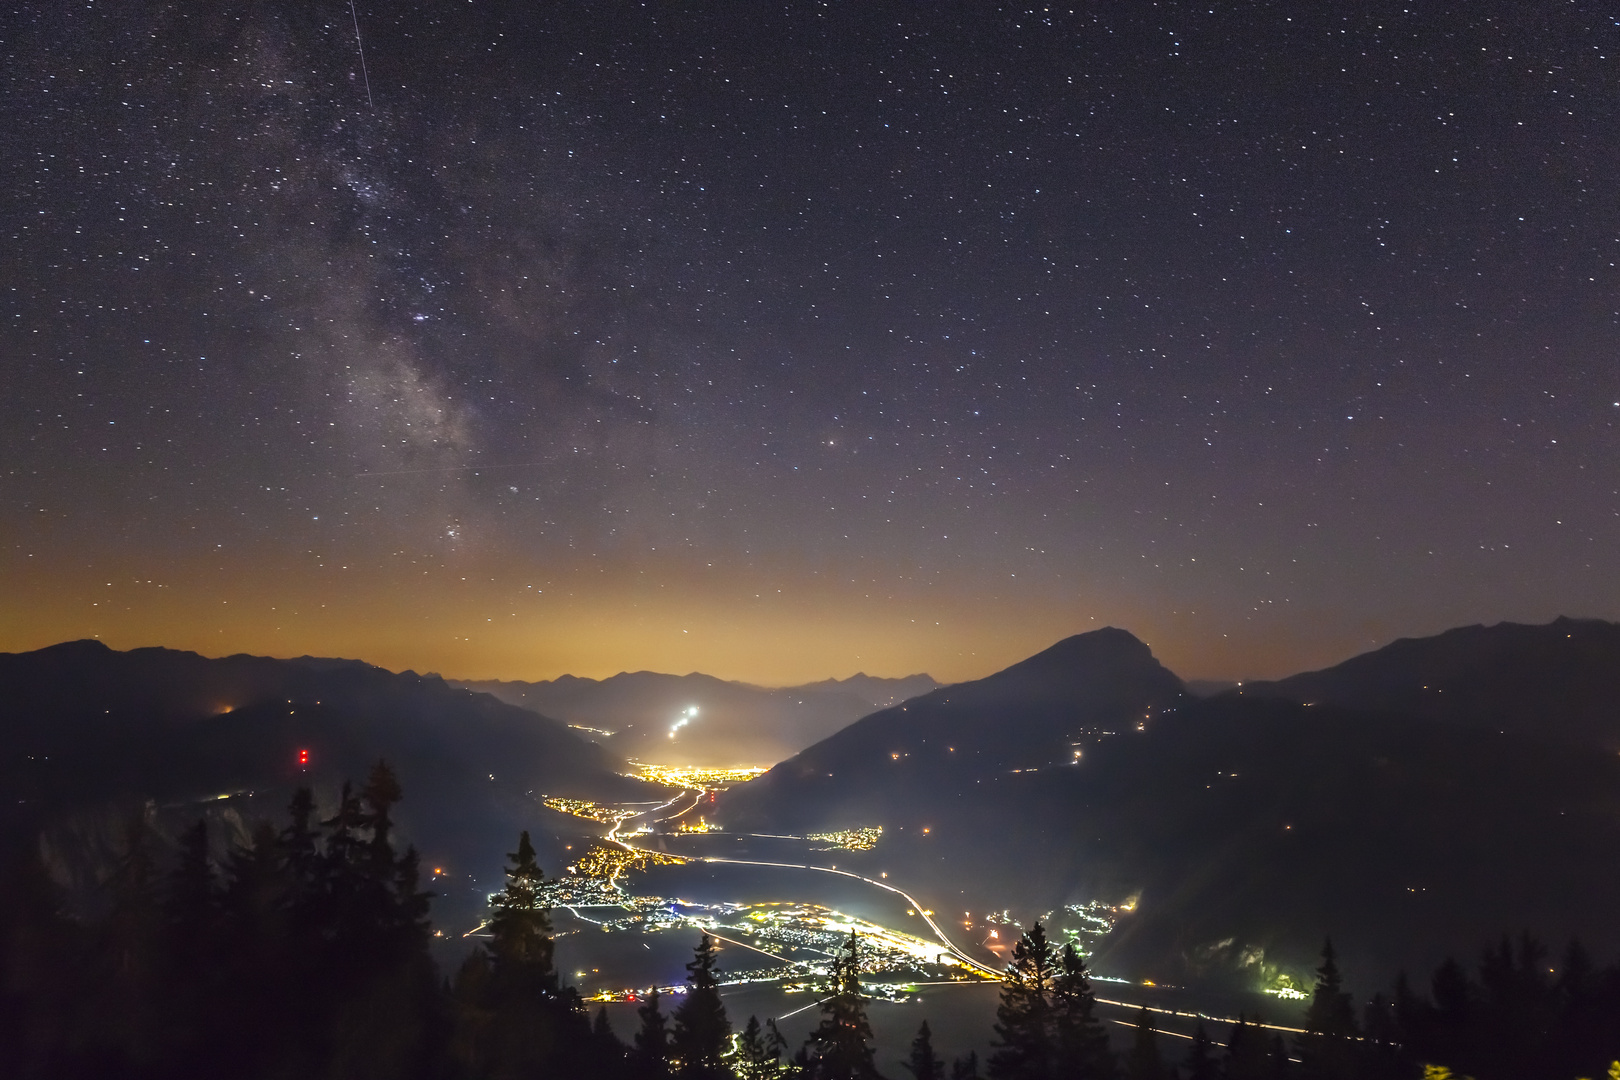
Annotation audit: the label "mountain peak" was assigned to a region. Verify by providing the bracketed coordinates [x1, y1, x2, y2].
[970, 627, 1177, 703]
[996, 626, 1154, 673]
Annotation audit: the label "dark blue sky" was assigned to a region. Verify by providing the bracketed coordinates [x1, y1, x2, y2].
[4, 1, 1617, 682]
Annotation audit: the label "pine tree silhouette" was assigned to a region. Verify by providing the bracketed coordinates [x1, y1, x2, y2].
[951, 1050, 982, 1080]
[672, 933, 731, 1080]
[593, 1004, 629, 1078]
[453, 829, 587, 1079]
[1224, 1013, 1272, 1080]
[1182, 1023, 1218, 1080]
[1051, 941, 1112, 1078]
[93, 810, 165, 1073]
[1124, 1007, 1164, 1080]
[633, 985, 673, 1079]
[988, 923, 1057, 1080]
[990, 924, 1112, 1079]
[905, 1020, 944, 1080]
[1296, 939, 1359, 1080]
[487, 830, 555, 986]
[738, 1014, 789, 1080]
[802, 931, 881, 1079]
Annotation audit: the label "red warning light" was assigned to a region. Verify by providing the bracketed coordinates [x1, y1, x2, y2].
[298, 748, 310, 766]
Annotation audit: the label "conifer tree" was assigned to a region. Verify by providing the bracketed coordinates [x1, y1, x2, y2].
[802, 931, 880, 1079]
[593, 1005, 628, 1077]
[324, 765, 441, 1080]
[282, 786, 320, 877]
[1051, 941, 1113, 1079]
[672, 932, 732, 1080]
[951, 1051, 981, 1080]
[0, 841, 75, 1076]
[633, 985, 673, 1079]
[1296, 939, 1359, 1080]
[165, 818, 215, 934]
[990, 924, 1112, 1079]
[157, 816, 220, 1070]
[463, 829, 574, 1079]
[95, 810, 165, 1072]
[487, 830, 555, 985]
[767, 1018, 794, 1074]
[1224, 1013, 1272, 1080]
[1182, 1022, 1218, 1080]
[988, 923, 1057, 1080]
[738, 1014, 789, 1080]
[905, 1020, 944, 1080]
[1266, 1035, 1292, 1079]
[1124, 1007, 1164, 1080]
[216, 821, 293, 1072]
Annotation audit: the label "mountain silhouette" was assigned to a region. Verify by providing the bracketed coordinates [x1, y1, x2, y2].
[719, 627, 1185, 827]
[457, 669, 939, 766]
[715, 624, 1620, 988]
[1240, 616, 1620, 748]
[0, 640, 648, 933]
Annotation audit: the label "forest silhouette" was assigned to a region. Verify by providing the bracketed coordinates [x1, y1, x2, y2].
[2, 768, 1618, 1079]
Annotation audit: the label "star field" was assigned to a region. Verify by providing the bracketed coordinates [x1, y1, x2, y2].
[4, 2, 1618, 683]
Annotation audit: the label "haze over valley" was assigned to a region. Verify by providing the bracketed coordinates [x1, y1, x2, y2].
[7, 617, 1620, 1074]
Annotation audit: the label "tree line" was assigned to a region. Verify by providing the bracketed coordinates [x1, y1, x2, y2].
[2, 767, 1618, 1078]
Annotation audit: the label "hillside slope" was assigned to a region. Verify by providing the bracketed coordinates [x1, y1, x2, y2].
[714, 627, 1620, 988]
[0, 640, 651, 930]
[1242, 617, 1620, 748]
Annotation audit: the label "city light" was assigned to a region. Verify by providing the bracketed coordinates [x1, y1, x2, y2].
[627, 762, 770, 787]
[806, 826, 883, 852]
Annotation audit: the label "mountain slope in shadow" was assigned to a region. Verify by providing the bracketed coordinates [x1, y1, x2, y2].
[714, 624, 1620, 989]
[0, 640, 651, 932]
[1240, 616, 1620, 749]
[719, 627, 1186, 822]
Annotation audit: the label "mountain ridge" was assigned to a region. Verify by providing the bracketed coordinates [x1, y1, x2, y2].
[456, 668, 941, 766]
[712, 621, 1620, 987]
[1239, 615, 1620, 748]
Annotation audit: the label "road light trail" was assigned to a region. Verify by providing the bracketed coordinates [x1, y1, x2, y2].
[695, 855, 1002, 978]
[775, 995, 833, 1021]
[653, 788, 706, 823]
[699, 929, 793, 964]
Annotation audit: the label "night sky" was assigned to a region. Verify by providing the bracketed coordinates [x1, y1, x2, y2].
[4, 2, 1617, 684]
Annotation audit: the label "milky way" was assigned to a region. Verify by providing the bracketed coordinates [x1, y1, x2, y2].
[4, 2, 1617, 682]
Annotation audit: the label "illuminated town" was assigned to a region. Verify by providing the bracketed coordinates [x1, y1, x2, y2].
[531, 766, 1162, 1006]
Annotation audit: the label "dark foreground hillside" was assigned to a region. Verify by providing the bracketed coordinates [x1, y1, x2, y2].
[0, 640, 651, 930]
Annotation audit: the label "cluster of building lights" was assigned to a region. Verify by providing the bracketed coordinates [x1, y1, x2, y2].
[805, 826, 883, 851]
[543, 796, 634, 825]
[628, 762, 770, 787]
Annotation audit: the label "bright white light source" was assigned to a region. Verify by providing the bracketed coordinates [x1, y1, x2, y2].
[668, 705, 700, 739]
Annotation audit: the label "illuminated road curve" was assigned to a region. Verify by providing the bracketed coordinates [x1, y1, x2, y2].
[600, 784, 1000, 977]
[693, 854, 1003, 979]
[598, 802, 1309, 1038]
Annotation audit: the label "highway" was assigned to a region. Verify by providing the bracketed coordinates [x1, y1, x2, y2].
[597, 782, 999, 976]
[584, 783, 1311, 1039]
[670, 852, 1000, 979]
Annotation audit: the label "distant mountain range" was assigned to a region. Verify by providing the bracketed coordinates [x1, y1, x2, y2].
[0, 640, 651, 932]
[715, 620, 1620, 988]
[455, 670, 939, 766]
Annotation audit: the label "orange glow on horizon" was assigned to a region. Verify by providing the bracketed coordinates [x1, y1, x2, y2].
[0, 545, 1463, 685]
